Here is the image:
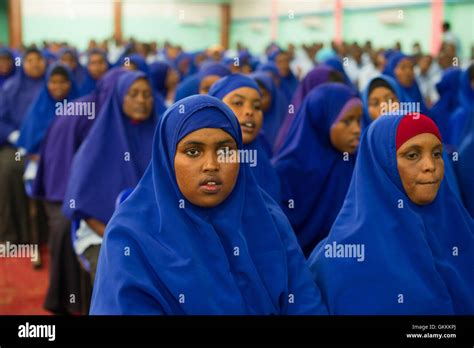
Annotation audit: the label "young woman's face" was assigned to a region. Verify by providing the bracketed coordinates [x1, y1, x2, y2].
[47, 73, 71, 100]
[60, 52, 77, 70]
[174, 128, 239, 208]
[0, 55, 13, 75]
[330, 103, 362, 154]
[368, 86, 399, 120]
[122, 78, 153, 121]
[275, 53, 290, 77]
[222, 87, 263, 145]
[23, 52, 46, 79]
[199, 75, 220, 94]
[396, 133, 444, 205]
[88, 53, 108, 80]
[165, 68, 180, 89]
[394, 58, 415, 87]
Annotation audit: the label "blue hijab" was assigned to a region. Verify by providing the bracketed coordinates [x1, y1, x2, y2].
[90, 94, 326, 315]
[0, 49, 45, 146]
[269, 50, 299, 101]
[117, 53, 149, 74]
[323, 57, 357, 92]
[456, 109, 474, 217]
[361, 74, 405, 130]
[79, 48, 110, 96]
[57, 47, 88, 89]
[272, 83, 361, 257]
[0, 47, 16, 88]
[449, 65, 474, 148]
[308, 114, 474, 314]
[17, 63, 79, 154]
[32, 67, 129, 202]
[209, 74, 281, 202]
[62, 71, 160, 224]
[149, 61, 172, 98]
[384, 52, 429, 115]
[250, 71, 288, 150]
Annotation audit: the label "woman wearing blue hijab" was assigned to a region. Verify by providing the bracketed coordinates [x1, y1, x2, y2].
[456, 109, 474, 218]
[79, 48, 110, 96]
[149, 61, 179, 107]
[269, 50, 299, 101]
[308, 113, 474, 314]
[384, 52, 429, 115]
[449, 64, 474, 148]
[58, 47, 88, 89]
[90, 94, 327, 315]
[273, 83, 362, 257]
[0, 47, 16, 88]
[17, 63, 79, 155]
[62, 71, 160, 282]
[361, 75, 403, 130]
[0, 47, 46, 243]
[250, 71, 288, 151]
[209, 74, 281, 202]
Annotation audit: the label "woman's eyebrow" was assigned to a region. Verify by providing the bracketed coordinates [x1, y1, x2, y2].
[182, 140, 205, 146]
[215, 139, 235, 146]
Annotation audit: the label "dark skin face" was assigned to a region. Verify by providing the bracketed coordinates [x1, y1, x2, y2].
[165, 68, 180, 90]
[275, 52, 291, 77]
[0, 56, 13, 75]
[368, 86, 399, 120]
[174, 128, 240, 208]
[122, 79, 153, 122]
[329, 104, 363, 154]
[47, 73, 71, 100]
[222, 87, 263, 145]
[60, 52, 78, 70]
[199, 75, 221, 94]
[23, 52, 46, 79]
[87, 53, 108, 80]
[397, 133, 444, 205]
[394, 58, 415, 88]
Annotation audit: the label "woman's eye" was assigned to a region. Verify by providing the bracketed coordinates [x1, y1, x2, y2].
[406, 152, 419, 160]
[185, 148, 200, 157]
[433, 150, 442, 158]
[217, 147, 230, 156]
[233, 101, 243, 106]
[253, 104, 262, 111]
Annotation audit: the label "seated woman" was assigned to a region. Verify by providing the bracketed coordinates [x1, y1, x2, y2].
[273, 83, 362, 257]
[209, 74, 281, 202]
[90, 94, 326, 315]
[79, 48, 110, 96]
[62, 71, 161, 283]
[361, 74, 401, 129]
[308, 113, 474, 314]
[0, 47, 16, 88]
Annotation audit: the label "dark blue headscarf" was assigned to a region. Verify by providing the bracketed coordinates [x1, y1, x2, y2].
[323, 57, 357, 92]
[272, 83, 361, 257]
[0, 49, 45, 146]
[449, 65, 474, 147]
[32, 67, 128, 202]
[250, 71, 288, 150]
[17, 63, 79, 154]
[361, 74, 405, 130]
[57, 47, 88, 89]
[62, 71, 160, 224]
[456, 108, 474, 217]
[209, 74, 281, 202]
[308, 114, 474, 314]
[0, 47, 17, 88]
[197, 61, 231, 83]
[117, 53, 149, 74]
[79, 48, 110, 96]
[268, 51, 299, 101]
[90, 94, 327, 315]
[383, 52, 429, 115]
[149, 61, 172, 98]
[430, 67, 462, 140]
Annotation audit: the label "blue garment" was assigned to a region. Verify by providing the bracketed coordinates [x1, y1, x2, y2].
[79, 49, 110, 96]
[250, 72, 288, 149]
[431, 67, 462, 141]
[383, 52, 429, 115]
[308, 114, 474, 314]
[174, 73, 200, 101]
[117, 54, 149, 74]
[57, 47, 88, 90]
[149, 61, 171, 98]
[449, 65, 474, 148]
[16, 64, 79, 154]
[0, 51, 45, 146]
[62, 71, 160, 224]
[209, 74, 281, 202]
[0, 47, 16, 88]
[272, 83, 360, 257]
[90, 94, 327, 315]
[361, 74, 405, 130]
[268, 50, 300, 101]
[456, 111, 474, 217]
[323, 57, 357, 93]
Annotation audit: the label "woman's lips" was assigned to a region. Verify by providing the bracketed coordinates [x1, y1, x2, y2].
[199, 178, 223, 194]
[240, 122, 255, 133]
